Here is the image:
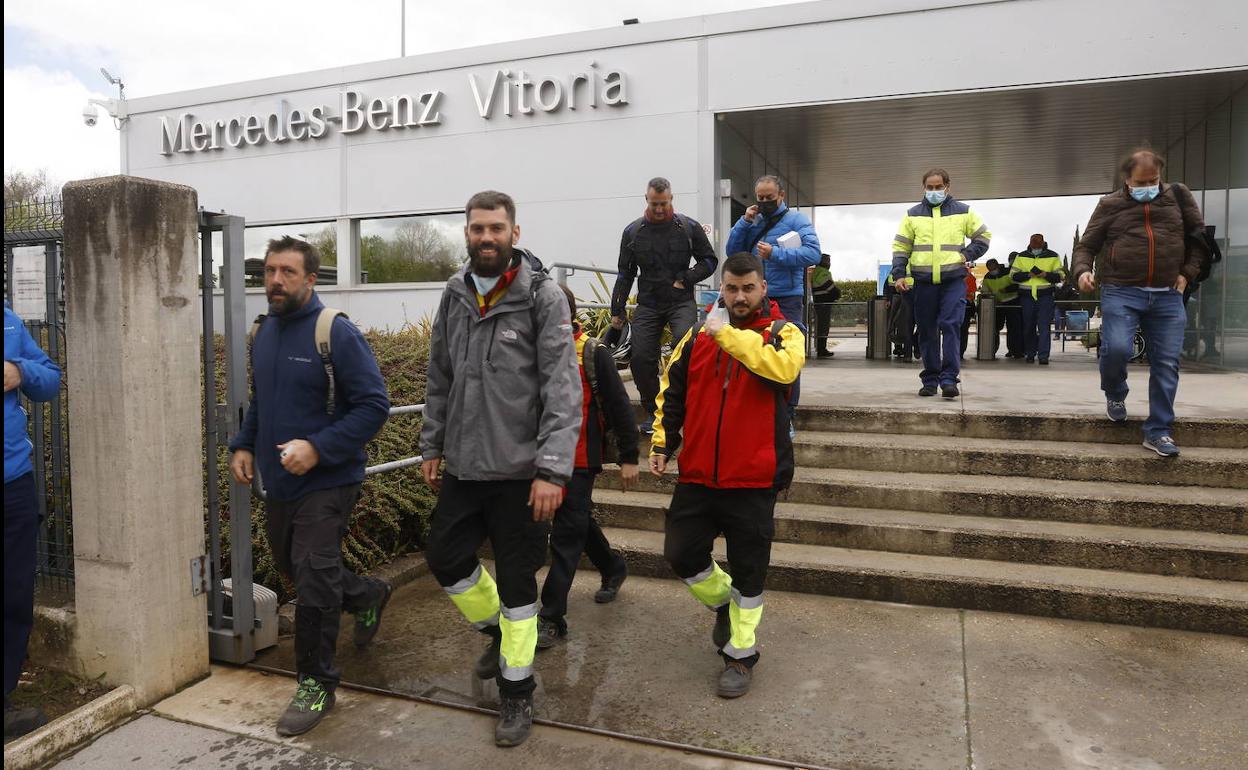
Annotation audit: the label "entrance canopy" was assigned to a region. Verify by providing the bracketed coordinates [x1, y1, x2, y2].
[719, 69, 1247, 206]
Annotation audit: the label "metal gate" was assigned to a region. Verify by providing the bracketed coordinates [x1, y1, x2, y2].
[199, 211, 258, 664]
[3, 197, 73, 596]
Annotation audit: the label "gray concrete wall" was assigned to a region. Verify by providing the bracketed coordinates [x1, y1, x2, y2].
[62, 175, 210, 705]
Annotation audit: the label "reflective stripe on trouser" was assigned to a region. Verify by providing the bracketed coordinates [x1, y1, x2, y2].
[684, 560, 732, 609]
[442, 563, 501, 630]
[499, 602, 539, 681]
[723, 588, 764, 660]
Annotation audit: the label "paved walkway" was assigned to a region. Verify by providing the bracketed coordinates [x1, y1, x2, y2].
[57, 572, 1247, 770]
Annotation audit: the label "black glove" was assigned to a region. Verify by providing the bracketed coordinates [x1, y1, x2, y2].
[1030, 267, 1043, 276]
[1046, 272, 1062, 283]
[1011, 272, 1027, 283]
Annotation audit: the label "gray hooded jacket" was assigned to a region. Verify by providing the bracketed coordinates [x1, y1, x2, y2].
[420, 249, 580, 485]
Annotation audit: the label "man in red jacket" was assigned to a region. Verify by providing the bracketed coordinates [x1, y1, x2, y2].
[649, 252, 805, 699]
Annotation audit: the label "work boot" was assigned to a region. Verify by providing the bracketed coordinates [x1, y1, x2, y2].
[595, 560, 628, 603]
[353, 580, 393, 649]
[4, 700, 48, 739]
[717, 659, 753, 699]
[712, 604, 731, 649]
[941, 383, 959, 399]
[536, 618, 565, 650]
[1038, 358, 1049, 366]
[816, 349, 834, 359]
[494, 696, 533, 747]
[276, 677, 334, 737]
[475, 631, 502, 679]
[918, 385, 937, 397]
[637, 421, 654, 436]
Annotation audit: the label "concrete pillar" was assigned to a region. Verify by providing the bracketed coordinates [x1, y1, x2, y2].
[62, 176, 208, 705]
[336, 217, 359, 286]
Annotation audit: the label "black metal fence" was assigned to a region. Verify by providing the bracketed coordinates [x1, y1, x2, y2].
[4, 197, 73, 592]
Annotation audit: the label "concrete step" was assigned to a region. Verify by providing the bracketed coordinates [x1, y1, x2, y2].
[593, 489, 1248, 581]
[597, 466, 1248, 535]
[790, 431, 1248, 489]
[790, 405, 1248, 449]
[603, 527, 1248, 636]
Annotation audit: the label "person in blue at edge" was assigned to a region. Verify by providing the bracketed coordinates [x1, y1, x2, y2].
[725, 175, 820, 434]
[4, 302, 61, 739]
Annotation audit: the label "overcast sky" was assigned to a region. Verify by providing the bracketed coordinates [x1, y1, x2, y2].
[5, 0, 1108, 281]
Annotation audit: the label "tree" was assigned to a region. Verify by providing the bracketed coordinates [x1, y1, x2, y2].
[4, 169, 59, 207]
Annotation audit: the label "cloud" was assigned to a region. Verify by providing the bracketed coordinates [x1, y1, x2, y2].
[3, 65, 119, 182]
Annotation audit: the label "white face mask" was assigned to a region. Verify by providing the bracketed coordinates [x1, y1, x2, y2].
[471, 273, 501, 295]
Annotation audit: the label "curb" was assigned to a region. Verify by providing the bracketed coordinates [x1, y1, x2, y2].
[3, 684, 136, 770]
[277, 553, 429, 635]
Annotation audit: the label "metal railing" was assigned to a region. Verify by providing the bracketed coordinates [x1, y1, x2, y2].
[249, 404, 426, 501]
[551, 261, 712, 313]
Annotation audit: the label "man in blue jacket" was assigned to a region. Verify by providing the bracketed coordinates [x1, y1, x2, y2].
[725, 175, 820, 421]
[229, 237, 391, 737]
[4, 302, 61, 739]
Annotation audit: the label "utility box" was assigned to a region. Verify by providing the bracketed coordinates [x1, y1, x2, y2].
[867, 297, 890, 359]
[976, 296, 996, 360]
[221, 579, 280, 652]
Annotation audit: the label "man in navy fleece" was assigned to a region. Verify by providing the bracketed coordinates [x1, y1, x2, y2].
[229, 236, 390, 737]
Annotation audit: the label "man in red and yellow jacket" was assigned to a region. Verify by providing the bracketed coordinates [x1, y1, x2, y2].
[649, 252, 805, 700]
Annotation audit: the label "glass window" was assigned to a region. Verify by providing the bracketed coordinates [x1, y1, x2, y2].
[245, 222, 337, 287]
[359, 213, 466, 284]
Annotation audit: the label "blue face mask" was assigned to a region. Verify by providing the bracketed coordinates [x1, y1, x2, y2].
[471, 273, 501, 296]
[1130, 184, 1160, 202]
[1030, 248, 1043, 256]
[925, 189, 947, 206]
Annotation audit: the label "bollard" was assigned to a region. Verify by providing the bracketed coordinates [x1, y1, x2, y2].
[867, 296, 890, 359]
[976, 295, 996, 360]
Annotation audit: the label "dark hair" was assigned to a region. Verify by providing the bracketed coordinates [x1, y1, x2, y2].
[647, 177, 671, 194]
[559, 284, 577, 320]
[722, 251, 764, 278]
[264, 235, 320, 275]
[465, 190, 516, 224]
[754, 174, 785, 194]
[922, 168, 951, 185]
[1121, 149, 1165, 177]
[986, 258, 1000, 268]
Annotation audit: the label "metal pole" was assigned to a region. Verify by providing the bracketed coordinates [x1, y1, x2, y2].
[45, 242, 68, 582]
[222, 215, 255, 663]
[400, 0, 406, 57]
[201, 225, 225, 635]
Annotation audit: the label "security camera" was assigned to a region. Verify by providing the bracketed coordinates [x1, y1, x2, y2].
[83, 102, 99, 126]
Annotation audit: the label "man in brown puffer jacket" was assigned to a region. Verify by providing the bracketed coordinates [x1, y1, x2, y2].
[1071, 150, 1208, 457]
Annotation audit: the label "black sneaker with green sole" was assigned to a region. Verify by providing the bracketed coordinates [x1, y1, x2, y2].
[276, 677, 335, 736]
[353, 581, 393, 649]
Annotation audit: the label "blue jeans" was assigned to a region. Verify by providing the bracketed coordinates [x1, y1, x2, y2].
[912, 280, 964, 387]
[1099, 285, 1185, 439]
[1020, 291, 1055, 360]
[773, 294, 806, 412]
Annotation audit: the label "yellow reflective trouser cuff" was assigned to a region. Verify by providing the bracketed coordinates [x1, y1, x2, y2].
[684, 561, 732, 609]
[499, 603, 539, 681]
[723, 588, 764, 660]
[443, 563, 501, 630]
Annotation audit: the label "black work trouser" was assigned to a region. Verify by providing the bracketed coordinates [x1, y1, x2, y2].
[426, 474, 550, 698]
[266, 483, 385, 691]
[539, 470, 625, 630]
[631, 300, 698, 418]
[814, 300, 833, 353]
[663, 483, 777, 667]
[959, 300, 976, 358]
[994, 300, 1023, 357]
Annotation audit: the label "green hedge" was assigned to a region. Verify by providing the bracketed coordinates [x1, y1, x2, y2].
[208, 325, 438, 602]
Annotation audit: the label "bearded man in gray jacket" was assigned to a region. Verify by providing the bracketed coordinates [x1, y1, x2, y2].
[420, 190, 580, 748]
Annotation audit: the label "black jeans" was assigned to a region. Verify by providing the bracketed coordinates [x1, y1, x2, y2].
[539, 470, 625, 630]
[814, 300, 833, 353]
[426, 474, 550, 698]
[631, 300, 698, 418]
[266, 483, 384, 690]
[4, 473, 38, 698]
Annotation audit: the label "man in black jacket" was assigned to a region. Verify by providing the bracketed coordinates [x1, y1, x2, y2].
[537, 287, 641, 649]
[611, 177, 718, 432]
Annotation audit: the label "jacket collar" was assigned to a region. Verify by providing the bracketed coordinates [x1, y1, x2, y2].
[448, 248, 543, 313]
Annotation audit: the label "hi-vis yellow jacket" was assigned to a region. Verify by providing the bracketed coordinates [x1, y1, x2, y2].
[1010, 249, 1066, 299]
[891, 198, 991, 285]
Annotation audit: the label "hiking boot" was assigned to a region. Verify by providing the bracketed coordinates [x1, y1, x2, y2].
[595, 561, 628, 603]
[1026, 356, 1036, 363]
[536, 618, 565, 650]
[475, 632, 502, 679]
[3, 702, 48, 739]
[1038, 358, 1050, 366]
[1143, 436, 1181, 458]
[717, 659, 753, 699]
[276, 677, 334, 737]
[494, 696, 533, 747]
[816, 350, 834, 359]
[941, 384, 959, 399]
[712, 605, 731, 649]
[1106, 399, 1128, 422]
[637, 421, 654, 436]
[918, 385, 937, 397]
[353, 580, 393, 649]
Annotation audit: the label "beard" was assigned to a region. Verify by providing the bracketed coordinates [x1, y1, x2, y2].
[467, 239, 513, 278]
[728, 299, 760, 323]
[266, 285, 307, 315]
